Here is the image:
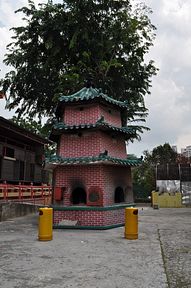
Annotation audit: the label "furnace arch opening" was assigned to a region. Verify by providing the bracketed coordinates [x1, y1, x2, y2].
[71, 187, 87, 205]
[114, 186, 125, 203]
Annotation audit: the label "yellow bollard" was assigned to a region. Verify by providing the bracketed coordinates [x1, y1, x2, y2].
[38, 207, 53, 241]
[124, 207, 138, 240]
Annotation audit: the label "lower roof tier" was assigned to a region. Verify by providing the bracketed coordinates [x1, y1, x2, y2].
[46, 154, 142, 169]
[49, 120, 137, 142]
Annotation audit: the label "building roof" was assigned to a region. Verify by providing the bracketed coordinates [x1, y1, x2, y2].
[49, 120, 137, 141]
[56, 87, 128, 116]
[46, 154, 142, 168]
[0, 116, 51, 145]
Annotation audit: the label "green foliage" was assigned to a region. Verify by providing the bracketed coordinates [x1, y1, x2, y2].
[133, 143, 178, 197]
[151, 143, 177, 164]
[11, 116, 56, 156]
[133, 150, 156, 197]
[11, 116, 50, 138]
[1, 0, 157, 139]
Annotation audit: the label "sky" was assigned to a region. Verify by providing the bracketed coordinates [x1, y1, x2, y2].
[0, 0, 191, 156]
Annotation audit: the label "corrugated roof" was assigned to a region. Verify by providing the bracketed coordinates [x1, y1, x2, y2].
[0, 116, 51, 145]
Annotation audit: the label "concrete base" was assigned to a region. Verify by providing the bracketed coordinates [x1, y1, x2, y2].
[0, 202, 40, 221]
[53, 203, 135, 229]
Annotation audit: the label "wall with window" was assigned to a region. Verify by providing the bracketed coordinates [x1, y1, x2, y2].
[0, 136, 48, 184]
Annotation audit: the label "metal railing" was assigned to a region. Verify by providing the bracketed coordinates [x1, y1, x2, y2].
[0, 184, 52, 204]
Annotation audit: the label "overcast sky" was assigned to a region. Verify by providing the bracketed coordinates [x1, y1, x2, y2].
[0, 0, 191, 156]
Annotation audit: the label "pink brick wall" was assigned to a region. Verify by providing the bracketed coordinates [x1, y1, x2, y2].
[59, 132, 101, 157]
[53, 99, 133, 227]
[58, 131, 126, 158]
[53, 208, 125, 227]
[99, 105, 121, 127]
[64, 104, 100, 125]
[63, 103, 122, 127]
[54, 165, 104, 206]
[102, 166, 133, 206]
[54, 164, 133, 207]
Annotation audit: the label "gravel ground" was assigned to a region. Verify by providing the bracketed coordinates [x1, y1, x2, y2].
[0, 207, 190, 288]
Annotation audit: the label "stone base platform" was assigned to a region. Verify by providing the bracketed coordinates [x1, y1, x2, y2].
[52, 203, 135, 229]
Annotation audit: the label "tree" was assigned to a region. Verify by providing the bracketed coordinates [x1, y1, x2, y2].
[1, 0, 157, 137]
[11, 116, 56, 156]
[133, 150, 156, 199]
[133, 143, 178, 199]
[151, 143, 177, 165]
[11, 116, 50, 137]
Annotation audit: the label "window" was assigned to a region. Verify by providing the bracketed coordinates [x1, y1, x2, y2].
[30, 163, 35, 181]
[19, 161, 25, 180]
[4, 147, 15, 158]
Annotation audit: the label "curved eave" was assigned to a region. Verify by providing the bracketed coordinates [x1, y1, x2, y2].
[49, 122, 137, 142]
[55, 87, 128, 117]
[45, 155, 142, 169]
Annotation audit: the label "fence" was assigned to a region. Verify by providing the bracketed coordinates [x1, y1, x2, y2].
[156, 164, 191, 205]
[0, 184, 52, 205]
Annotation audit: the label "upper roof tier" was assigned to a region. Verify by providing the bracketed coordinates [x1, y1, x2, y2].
[56, 86, 128, 117]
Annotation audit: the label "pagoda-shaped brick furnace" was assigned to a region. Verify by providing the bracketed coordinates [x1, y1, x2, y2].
[48, 85, 141, 229]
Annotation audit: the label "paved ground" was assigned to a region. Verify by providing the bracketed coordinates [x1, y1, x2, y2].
[0, 207, 190, 288]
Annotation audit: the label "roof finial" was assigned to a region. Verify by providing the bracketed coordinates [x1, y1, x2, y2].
[85, 76, 95, 88]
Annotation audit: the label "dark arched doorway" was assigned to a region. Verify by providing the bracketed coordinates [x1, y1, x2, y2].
[71, 187, 87, 205]
[114, 186, 125, 203]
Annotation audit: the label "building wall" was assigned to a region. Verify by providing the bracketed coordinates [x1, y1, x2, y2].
[53, 208, 125, 227]
[54, 100, 133, 227]
[101, 165, 132, 206]
[54, 165, 104, 206]
[99, 105, 122, 127]
[63, 103, 122, 127]
[54, 164, 133, 207]
[59, 131, 126, 158]
[0, 140, 48, 184]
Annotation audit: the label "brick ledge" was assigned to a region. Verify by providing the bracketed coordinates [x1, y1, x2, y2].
[53, 223, 124, 230]
[51, 203, 135, 211]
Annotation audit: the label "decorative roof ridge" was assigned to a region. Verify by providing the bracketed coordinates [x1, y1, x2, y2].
[46, 154, 142, 166]
[58, 87, 128, 108]
[51, 120, 137, 134]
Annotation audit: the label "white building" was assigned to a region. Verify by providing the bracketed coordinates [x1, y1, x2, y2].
[181, 146, 191, 158]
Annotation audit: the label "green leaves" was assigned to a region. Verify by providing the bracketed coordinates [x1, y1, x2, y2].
[1, 0, 157, 140]
[133, 143, 178, 196]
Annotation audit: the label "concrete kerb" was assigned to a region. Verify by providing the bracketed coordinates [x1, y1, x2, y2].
[0, 202, 42, 221]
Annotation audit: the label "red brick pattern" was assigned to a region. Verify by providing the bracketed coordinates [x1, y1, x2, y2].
[54, 165, 104, 206]
[58, 131, 126, 158]
[54, 165, 132, 207]
[58, 132, 102, 157]
[102, 166, 133, 206]
[53, 208, 125, 226]
[99, 105, 121, 127]
[53, 99, 133, 227]
[63, 104, 122, 127]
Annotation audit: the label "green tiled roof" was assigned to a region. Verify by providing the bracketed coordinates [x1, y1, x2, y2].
[46, 154, 142, 167]
[51, 120, 136, 137]
[58, 87, 128, 108]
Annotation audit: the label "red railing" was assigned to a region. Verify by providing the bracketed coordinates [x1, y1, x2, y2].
[0, 184, 52, 205]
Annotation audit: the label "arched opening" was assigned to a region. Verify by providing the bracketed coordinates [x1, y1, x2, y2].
[114, 186, 125, 203]
[71, 187, 86, 205]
